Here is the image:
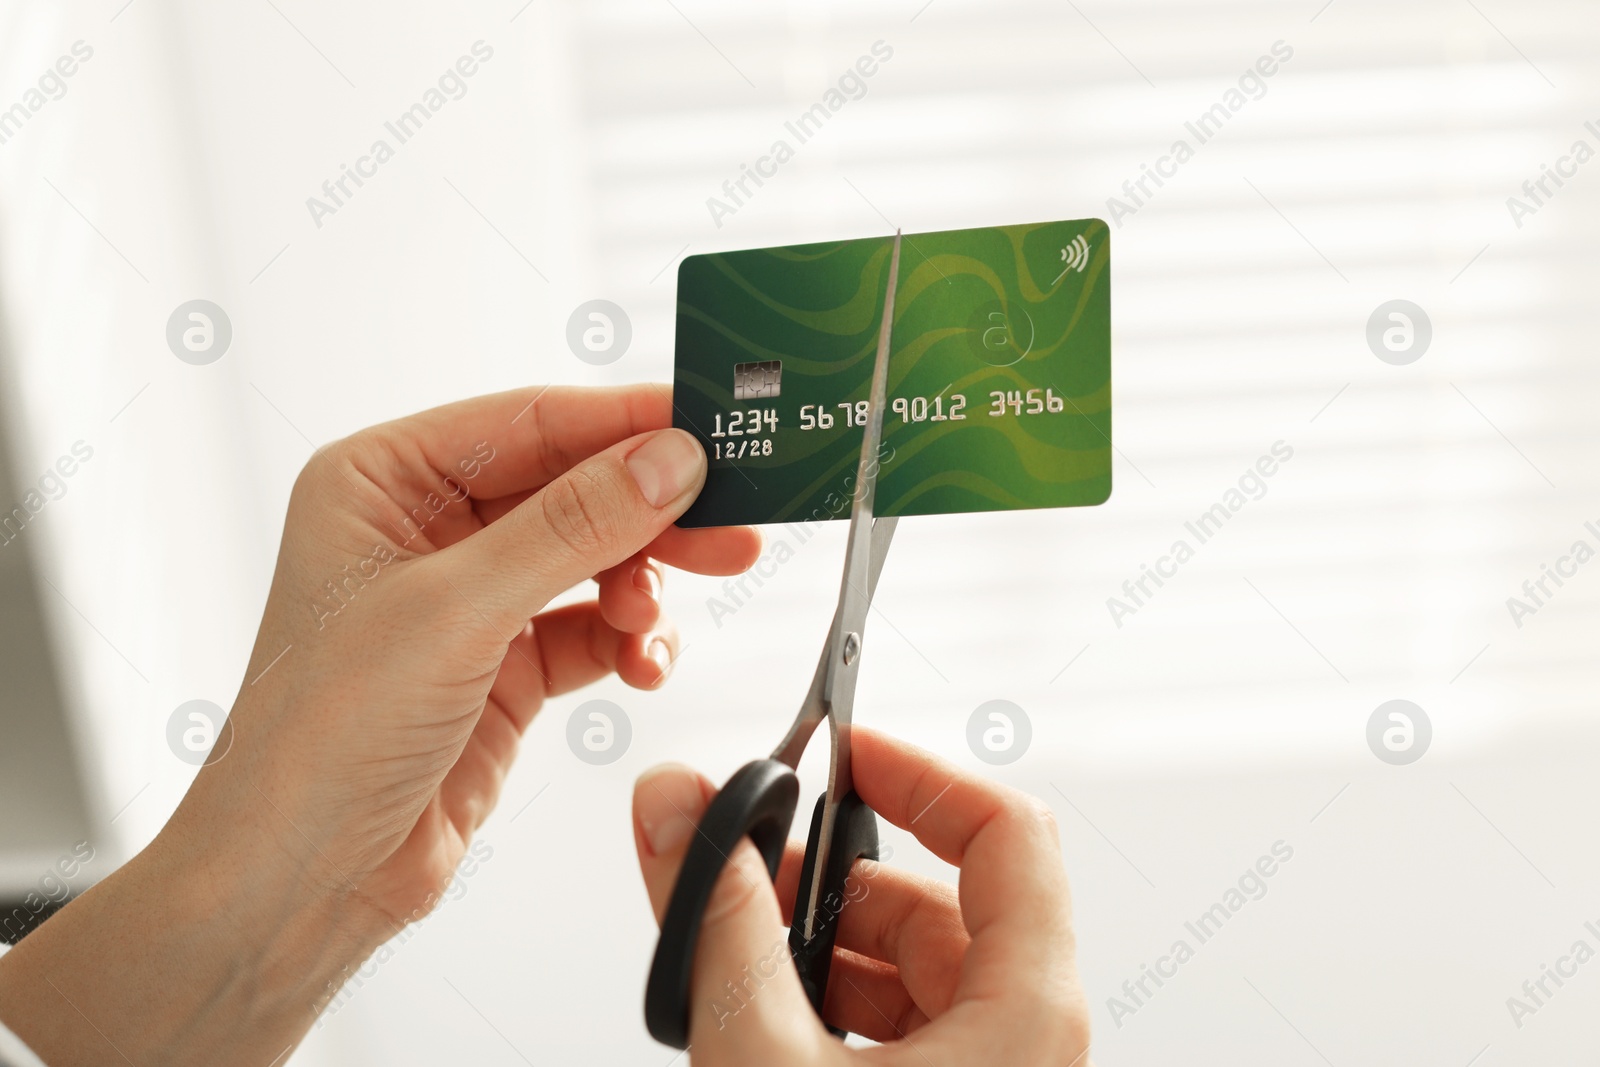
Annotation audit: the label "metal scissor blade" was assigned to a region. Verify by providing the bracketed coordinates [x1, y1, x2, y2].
[794, 231, 901, 940]
[769, 514, 897, 770]
[824, 230, 900, 726]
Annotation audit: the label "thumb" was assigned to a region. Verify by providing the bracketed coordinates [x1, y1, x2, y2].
[633, 765, 824, 1061]
[440, 428, 706, 629]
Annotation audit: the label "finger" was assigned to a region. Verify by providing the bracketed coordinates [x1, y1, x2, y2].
[647, 523, 764, 575]
[772, 846, 966, 971]
[366, 384, 671, 500]
[488, 603, 678, 731]
[771, 842, 967, 1021]
[850, 729, 1076, 1008]
[634, 764, 719, 925]
[617, 623, 679, 691]
[632, 765, 824, 1058]
[471, 497, 763, 577]
[822, 949, 929, 1043]
[429, 428, 706, 632]
[596, 553, 662, 634]
[439, 612, 677, 840]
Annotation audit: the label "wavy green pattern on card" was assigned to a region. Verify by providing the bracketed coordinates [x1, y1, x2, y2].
[673, 220, 1111, 527]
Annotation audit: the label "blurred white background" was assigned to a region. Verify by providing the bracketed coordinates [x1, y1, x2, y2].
[1, 0, 1598, 1063]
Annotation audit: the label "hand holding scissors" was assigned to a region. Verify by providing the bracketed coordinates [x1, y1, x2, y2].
[632, 730, 1093, 1064]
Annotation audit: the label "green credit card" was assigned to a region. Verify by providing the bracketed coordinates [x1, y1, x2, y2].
[671, 219, 1111, 528]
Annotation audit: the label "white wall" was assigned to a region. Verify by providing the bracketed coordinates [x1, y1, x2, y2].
[1, 0, 1598, 1063]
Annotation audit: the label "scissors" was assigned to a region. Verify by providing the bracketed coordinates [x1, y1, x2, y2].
[644, 231, 904, 1050]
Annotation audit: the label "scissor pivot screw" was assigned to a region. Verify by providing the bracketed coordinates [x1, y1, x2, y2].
[843, 632, 861, 665]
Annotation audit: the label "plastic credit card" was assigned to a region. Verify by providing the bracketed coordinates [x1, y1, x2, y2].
[671, 220, 1111, 528]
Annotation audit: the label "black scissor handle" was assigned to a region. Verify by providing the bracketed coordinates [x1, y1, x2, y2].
[645, 758, 799, 1049]
[789, 791, 879, 1031]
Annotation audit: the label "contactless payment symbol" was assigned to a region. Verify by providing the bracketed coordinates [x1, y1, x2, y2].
[1054, 234, 1092, 283]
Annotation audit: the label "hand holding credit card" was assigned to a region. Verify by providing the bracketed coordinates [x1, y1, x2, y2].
[672, 219, 1112, 528]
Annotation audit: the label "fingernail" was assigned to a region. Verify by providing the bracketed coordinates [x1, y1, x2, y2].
[636, 765, 704, 856]
[626, 429, 705, 508]
[633, 563, 661, 601]
[648, 637, 672, 679]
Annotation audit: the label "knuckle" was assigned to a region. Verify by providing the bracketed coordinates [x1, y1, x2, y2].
[999, 794, 1063, 854]
[1026, 796, 1060, 835]
[538, 469, 619, 554]
[291, 436, 357, 499]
